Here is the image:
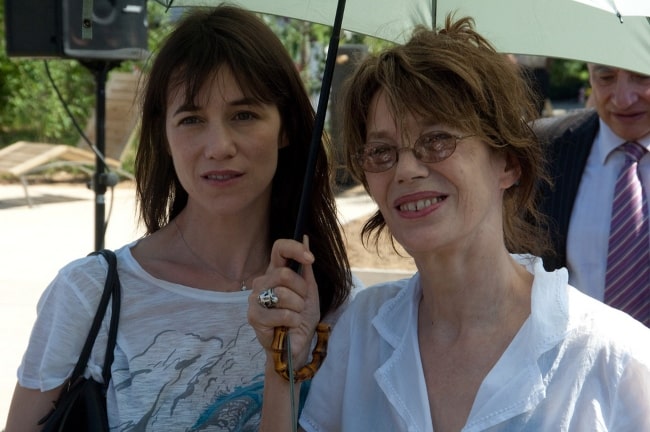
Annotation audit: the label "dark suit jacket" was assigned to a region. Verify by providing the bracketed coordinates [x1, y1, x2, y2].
[534, 108, 600, 271]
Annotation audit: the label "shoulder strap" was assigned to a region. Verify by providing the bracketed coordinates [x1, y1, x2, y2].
[68, 249, 121, 390]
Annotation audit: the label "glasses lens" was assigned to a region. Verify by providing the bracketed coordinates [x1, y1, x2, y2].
[359, 132, 461, 172]
[359, 143, 397, 172]
[415, 132, 457, 163]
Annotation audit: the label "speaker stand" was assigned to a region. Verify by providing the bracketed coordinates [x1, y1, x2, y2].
[81, 60, 121, 251]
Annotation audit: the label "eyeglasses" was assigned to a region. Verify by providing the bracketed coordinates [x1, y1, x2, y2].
[356, 131, 474, 173]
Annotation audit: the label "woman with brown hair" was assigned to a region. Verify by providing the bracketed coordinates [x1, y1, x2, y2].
[6, 5, 352, 430]
[249, 15, 650, 431]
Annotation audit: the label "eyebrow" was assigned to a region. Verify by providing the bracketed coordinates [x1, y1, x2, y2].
[366, 124, 447, 142]
[591, 65, 617, 74]
[171, 96, 263, 117]
[366, 131, 393, 141]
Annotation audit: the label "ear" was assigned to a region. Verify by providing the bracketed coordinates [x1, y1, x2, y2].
[500, 152, 521, 190]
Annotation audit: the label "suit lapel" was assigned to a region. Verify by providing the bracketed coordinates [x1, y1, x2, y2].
[539, 110, 599, 269]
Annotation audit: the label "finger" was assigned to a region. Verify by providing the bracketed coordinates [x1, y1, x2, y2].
[300, 235, 319, 304]
[247, 293, 303, 334]
[254, 286, 306, 313]
[252, 265, 310, 300]
[267, 238, 314, 271]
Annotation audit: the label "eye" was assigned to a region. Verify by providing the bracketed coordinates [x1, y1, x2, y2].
[419, 132, 454, 151]
[233, 111, 257, 121]
[632, 73, 650, 84]
[178, 115, 202, 126]
[363, 143, 394, 160]
[594, 73, 616, 85]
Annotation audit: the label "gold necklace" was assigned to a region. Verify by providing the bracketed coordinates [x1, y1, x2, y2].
[173, 218, 263, 291]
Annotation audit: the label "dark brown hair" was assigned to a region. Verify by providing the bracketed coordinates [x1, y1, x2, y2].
[342, 15, 551, 257]
[135, 5, 351, 314]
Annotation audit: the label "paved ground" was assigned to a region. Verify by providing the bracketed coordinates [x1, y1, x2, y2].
[0, 180, 409, 428]
[0, 183, 142, 428]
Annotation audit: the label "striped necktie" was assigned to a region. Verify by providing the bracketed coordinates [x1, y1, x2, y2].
[605, 141, 650, 326]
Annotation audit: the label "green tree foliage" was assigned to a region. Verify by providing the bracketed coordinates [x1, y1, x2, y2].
[261, 14, 393, 97]
[1, 1, 393, 150]
[0, 3, 92, 145]
[0, 59, 96, 146]
[549, 59, 589, 101]
[0, 1, 173, 148]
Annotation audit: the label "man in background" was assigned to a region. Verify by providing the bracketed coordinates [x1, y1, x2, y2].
[536, 64, 650, 326]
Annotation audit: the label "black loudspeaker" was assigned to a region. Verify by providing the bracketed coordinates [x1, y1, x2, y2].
[4, 0, 148, 61]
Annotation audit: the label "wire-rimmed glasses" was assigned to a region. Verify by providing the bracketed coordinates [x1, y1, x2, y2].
[356, 131, 474, 173]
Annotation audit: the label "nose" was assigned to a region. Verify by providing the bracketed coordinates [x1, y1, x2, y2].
[203, 124, 237, 159]
[611, 76, 639, 109]
[394, 147, 428, 183]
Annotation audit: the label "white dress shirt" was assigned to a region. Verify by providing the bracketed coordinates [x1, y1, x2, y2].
[566, 120, 650, 301]
[300, 256, 650, 431]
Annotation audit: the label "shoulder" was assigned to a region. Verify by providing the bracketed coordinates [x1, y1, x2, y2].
[322, 275, 367, 325]
[324, 277, 415, 356]
[47, 253, 109, 300]
[42, 243, 136, 314]
[569, 288, 650, 354]
[342, 277, 413, 324]
[354, 277, 410, 303]
[527, 257, 650, 359]
[532, 108, 598, 144]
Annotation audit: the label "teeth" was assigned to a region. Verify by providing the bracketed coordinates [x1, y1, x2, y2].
[206, 174, 231, 180]
[399, 197, 442, 212]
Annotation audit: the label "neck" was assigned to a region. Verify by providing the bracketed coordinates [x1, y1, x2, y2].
[417, 251, 532, 335]
[173, 215, 269, 290]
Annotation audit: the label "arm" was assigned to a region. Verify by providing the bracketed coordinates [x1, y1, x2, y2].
[259, 361, 305, 432]
[248, 236, 319, 431]
[4, 383, 62, 432]
[609, 355, 650, 430]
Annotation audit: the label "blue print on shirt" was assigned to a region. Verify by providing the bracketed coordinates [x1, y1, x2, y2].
[190, 377, 264, 431]
[113, 325, 265, 431]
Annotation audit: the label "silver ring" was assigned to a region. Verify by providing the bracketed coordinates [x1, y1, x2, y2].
[258, 288, 279, 309]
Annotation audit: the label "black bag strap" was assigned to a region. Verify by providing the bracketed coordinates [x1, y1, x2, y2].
[68, 249, 121, 391]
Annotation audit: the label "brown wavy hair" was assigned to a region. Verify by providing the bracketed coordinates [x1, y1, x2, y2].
[135, 5, 351, 314]
[342, 15, 551, 257]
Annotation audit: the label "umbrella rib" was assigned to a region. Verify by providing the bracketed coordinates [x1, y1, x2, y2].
[432, 0, 437, 28]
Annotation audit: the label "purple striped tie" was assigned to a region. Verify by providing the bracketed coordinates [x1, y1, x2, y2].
[605, 141, 650, 326]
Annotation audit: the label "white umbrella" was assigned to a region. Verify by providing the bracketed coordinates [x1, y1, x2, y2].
[163, 0, 650, 75]
[572, 0, 650, 21]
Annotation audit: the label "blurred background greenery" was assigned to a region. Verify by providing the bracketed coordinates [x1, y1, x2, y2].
[0, 2, 590, 171]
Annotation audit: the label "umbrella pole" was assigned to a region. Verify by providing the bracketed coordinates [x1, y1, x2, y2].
[279, 0, 346, 429]
[291, 0, 346, 244]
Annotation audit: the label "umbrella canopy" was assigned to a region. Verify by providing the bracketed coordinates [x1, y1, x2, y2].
[164, 0, 650, 74]
[572, 0, 650, 19]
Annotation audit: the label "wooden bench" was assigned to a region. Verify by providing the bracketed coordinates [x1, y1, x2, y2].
[0, 71, 140, 206]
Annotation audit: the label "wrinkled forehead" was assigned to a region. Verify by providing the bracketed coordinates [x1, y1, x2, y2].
[588, 63, 650, 79]
[589, 64, 620, 74]
[367, 89, 463, 145]
[368, 86, 467, 135]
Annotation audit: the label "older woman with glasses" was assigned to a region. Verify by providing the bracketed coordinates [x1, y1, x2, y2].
[249, 15, 650, 431]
